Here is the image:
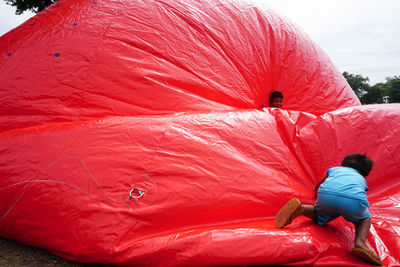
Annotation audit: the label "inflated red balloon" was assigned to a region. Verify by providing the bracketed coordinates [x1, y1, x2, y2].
[0, 0, 399, 266]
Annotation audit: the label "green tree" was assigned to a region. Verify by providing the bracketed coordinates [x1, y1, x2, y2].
[361, 84, 384, 104]
[5, 0, 57, 15]
[342, 71, 370, 99]
[386, 76, 400, 103]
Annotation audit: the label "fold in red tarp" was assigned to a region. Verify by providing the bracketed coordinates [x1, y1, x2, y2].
[0, 0, 399, 266]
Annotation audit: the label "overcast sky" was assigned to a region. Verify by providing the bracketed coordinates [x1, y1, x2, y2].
[1, 0, 399, 84]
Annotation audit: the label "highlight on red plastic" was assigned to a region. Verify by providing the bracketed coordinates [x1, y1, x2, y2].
[0, 0, 398, 266]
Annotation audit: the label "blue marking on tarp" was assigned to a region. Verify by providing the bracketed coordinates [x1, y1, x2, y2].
[55, 53, 60, 57]
[73, 23, 78, 26]
[7, 53, 12, 56]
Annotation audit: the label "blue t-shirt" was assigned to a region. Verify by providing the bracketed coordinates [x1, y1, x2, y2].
[318, 166, 369, 201]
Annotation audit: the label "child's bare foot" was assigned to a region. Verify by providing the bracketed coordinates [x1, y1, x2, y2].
[354, 237, 380, 258]
[354, 241, 374, 255]
[275, 197, 302, 228]
[352, 246, 382, 266]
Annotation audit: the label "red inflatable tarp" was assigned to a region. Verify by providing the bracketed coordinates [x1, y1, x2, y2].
[0, 0, 399, 266]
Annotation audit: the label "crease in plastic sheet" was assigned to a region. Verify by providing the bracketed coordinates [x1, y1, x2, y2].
[0, 0, 399, 266]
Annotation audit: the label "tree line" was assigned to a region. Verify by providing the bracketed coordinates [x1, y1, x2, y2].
[343, 72, 400, 104]
[5, 0, 56, 15]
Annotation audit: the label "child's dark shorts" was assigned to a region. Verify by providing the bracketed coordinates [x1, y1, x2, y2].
[315, 192, 371, 225]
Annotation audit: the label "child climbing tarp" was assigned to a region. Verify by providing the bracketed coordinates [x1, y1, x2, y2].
[0, 0, 399, 266]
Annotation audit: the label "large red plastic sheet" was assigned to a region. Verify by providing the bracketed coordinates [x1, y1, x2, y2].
[0, 0, 399, 266]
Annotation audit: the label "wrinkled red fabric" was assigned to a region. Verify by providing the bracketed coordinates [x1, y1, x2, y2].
[0, 0, 399, 266]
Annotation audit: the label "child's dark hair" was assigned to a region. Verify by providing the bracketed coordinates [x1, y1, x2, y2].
[341, 153, 374, 177]
[269, 91, 283, 101]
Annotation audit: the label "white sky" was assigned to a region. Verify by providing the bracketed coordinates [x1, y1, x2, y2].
[1, 0, 399, 84]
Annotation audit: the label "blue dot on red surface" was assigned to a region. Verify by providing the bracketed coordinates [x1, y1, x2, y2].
[54, 53, 60, 57]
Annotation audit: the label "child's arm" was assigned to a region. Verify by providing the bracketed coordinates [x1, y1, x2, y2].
[313, 173, 328, 193]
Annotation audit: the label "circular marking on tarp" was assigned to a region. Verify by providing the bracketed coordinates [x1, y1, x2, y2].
[54, 53, 60, 57]
[122, 173, 158, 208]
